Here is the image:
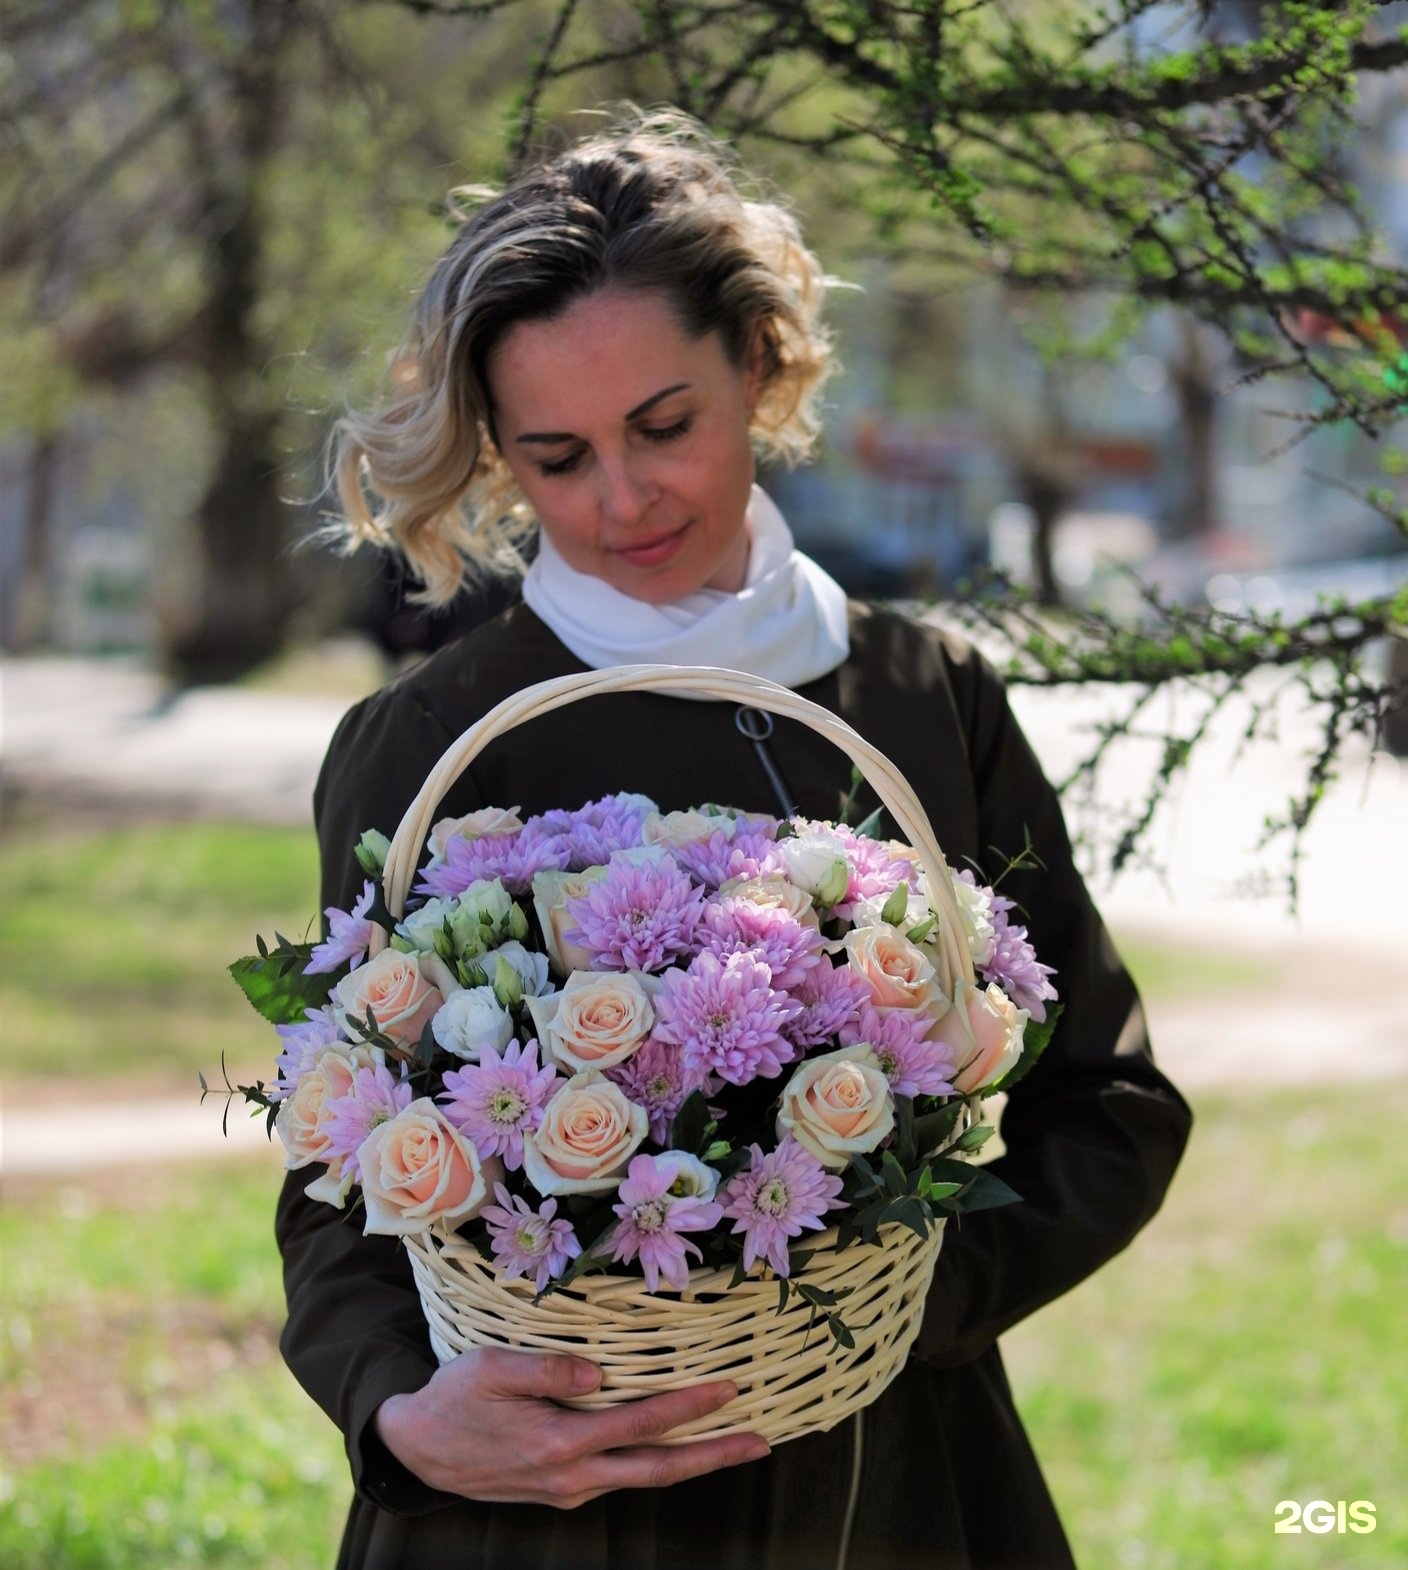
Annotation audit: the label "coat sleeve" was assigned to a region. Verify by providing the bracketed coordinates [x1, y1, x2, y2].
[274, 684, 466, 1516]
[912, 642, 1194, 1366]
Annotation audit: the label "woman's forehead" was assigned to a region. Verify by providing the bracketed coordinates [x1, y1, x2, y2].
[488, 288, 722, 430]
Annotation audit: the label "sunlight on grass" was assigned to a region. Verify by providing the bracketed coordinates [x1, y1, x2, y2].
[0, 819, 319, 1087]
[1003, 1079, 1408, 1570]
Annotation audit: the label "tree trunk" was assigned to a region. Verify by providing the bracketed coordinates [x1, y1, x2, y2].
[1170, 317, 1218, 537]
[160, 408, 291, 683]
[6, 433, 60, 650]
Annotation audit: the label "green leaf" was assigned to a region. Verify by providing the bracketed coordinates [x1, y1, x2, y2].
[228, 952, 330, 1027]
[954, 1169, 1023, 1212]
[881, 1151, 908, 1198]
[895, 1095, 918, 1166]
[852, 805, 886, 840]
[914, 1101, 965, 1157]
[828, 1315, 856, 1350]
[671, 1090, 712, 1156]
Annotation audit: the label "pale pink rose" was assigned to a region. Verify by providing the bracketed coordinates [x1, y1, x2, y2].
[333, 949, 456, 1047]
[427, 806, 524, 859]
[357, 1097, 500, 1236]
[776, 1044, 895, 1171]
[932, 980, 1028, 1095]
[274, 1044, 380, 1170]
[641, 808, 736, 851]
[520, 1069, 649, 1196]
[719, 874, 820, 931]
[843, 925, 950, 1025]
[531, 868, 609, 977]
[525, 971, 655, 1075]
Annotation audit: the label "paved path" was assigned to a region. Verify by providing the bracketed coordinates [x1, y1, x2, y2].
[4, 648, 1405, 1175]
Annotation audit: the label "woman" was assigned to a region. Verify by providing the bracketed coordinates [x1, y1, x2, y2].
[279, 110, 1193, 1570]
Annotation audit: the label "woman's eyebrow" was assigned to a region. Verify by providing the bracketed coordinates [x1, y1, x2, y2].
[514, 383, 692, 444]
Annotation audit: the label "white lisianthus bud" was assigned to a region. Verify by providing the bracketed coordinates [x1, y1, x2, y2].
[492, 953, 524, 1009]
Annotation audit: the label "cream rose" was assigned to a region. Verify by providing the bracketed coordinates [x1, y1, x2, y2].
[521, 1069, 649, 1196]
[641, 808, 736, 851]
[333, 948, 458, 1047]
[531, 867, 609, 977]
[719, 873, 820, 931]
[843, 924, 951, 1026]
[776, 1044, 895, 1171]
[931, 980, 1028, 1094]
[357, 1097, 500, 1235]
[427, 806, 524, 859]
[525, 971, 655, 1075]
[274, 1044, 380, 1170]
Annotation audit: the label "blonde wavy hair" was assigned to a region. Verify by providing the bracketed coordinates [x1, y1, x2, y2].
[331, 108, 835, 603]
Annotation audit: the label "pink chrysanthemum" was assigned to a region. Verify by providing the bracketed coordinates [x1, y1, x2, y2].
[321, 1063, 413, 1179]
[782, 960, 870, 1051]
[653, 950, 802, 1086]
[304, 881, 377, 975]
[719, 1138, 846, 1278]
[482, 1183, 581, 1292]
[697, 894, 825, 991]
[272, 1006, 345, 1099]
[606, 1035, 716, 1144]
[841, 1002, 956, 1098]
[607, 1154, 725, 1291]
[671, 828, 781, 890]
[438, 1039, 560, 1171]
[417, 826, 570, 899]
[563, 852, 705, 973]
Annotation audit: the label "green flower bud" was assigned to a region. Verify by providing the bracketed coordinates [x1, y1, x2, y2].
[354, 829, 391, 877]
[880, 884, 911, 927]
[492, 953, 524, 1010]
[815, 857, 850, 909]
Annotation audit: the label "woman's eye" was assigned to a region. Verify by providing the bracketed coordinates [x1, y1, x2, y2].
[641, 416, 692, 443]
[537, 449, 584, 478]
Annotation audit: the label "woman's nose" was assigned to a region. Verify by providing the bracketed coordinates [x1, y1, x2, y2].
[596, 453, 657, 526]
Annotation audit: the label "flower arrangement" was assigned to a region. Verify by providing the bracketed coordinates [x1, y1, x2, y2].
[224, 790, 1059, 1349]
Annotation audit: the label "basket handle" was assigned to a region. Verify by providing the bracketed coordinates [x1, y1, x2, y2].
[373, 663, 975, 992]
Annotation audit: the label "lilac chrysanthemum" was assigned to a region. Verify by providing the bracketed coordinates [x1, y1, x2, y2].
[606, 1035, 716, 1144]
[563, 852, 705, 973]
[782, 960, 870, 1051]
[653, 950, 802, 1085]
[438, 1038, 560, 1171]
[321, 1063, 413, 1179]
[841, 1002, 956, 1098]
[272, 1006, 345, 1099]
[957, 872, 1059, 1022]
[671, 828, 781, 891]
[697, 895, 825, 991]
[607, 1154, 725, 1292]
[304, 881, 377, 975]
[719, 1138, 847, 1278]
[482, 1182, 581, 1292]
[417, 826, 571, 899]
[527, 793, 654, 871]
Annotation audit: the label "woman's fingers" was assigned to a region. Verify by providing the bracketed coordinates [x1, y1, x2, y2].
[565, 1429, 772, 1504]
[469, 1346, 601, 1401]
[559, 1378, 742, 1453]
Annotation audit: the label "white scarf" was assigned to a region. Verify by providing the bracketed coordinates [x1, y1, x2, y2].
[520, 485, 850, 692]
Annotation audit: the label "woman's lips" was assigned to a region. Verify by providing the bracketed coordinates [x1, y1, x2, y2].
[614, 523, 689, 568]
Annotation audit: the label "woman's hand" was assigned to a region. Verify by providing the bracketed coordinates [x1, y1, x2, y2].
[374, 1347, 770, 1509]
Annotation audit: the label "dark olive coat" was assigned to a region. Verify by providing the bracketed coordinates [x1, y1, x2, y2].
[275, 600, 1193, 1570]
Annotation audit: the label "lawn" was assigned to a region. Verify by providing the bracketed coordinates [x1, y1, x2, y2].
[3, 817, 1400, 1567]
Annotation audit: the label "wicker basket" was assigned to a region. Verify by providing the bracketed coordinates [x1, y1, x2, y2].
[371, 664, 979, 1448]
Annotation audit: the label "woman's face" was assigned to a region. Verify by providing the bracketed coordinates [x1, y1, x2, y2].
[487, 288, 764, 602]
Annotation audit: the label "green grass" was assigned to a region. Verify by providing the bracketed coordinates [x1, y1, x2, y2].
[0, 1162, 347, 1569]
[1003, 1078, 1408, 1569]
[0, 817, 319, 1089]
[1118, 938, 1281, 1002]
